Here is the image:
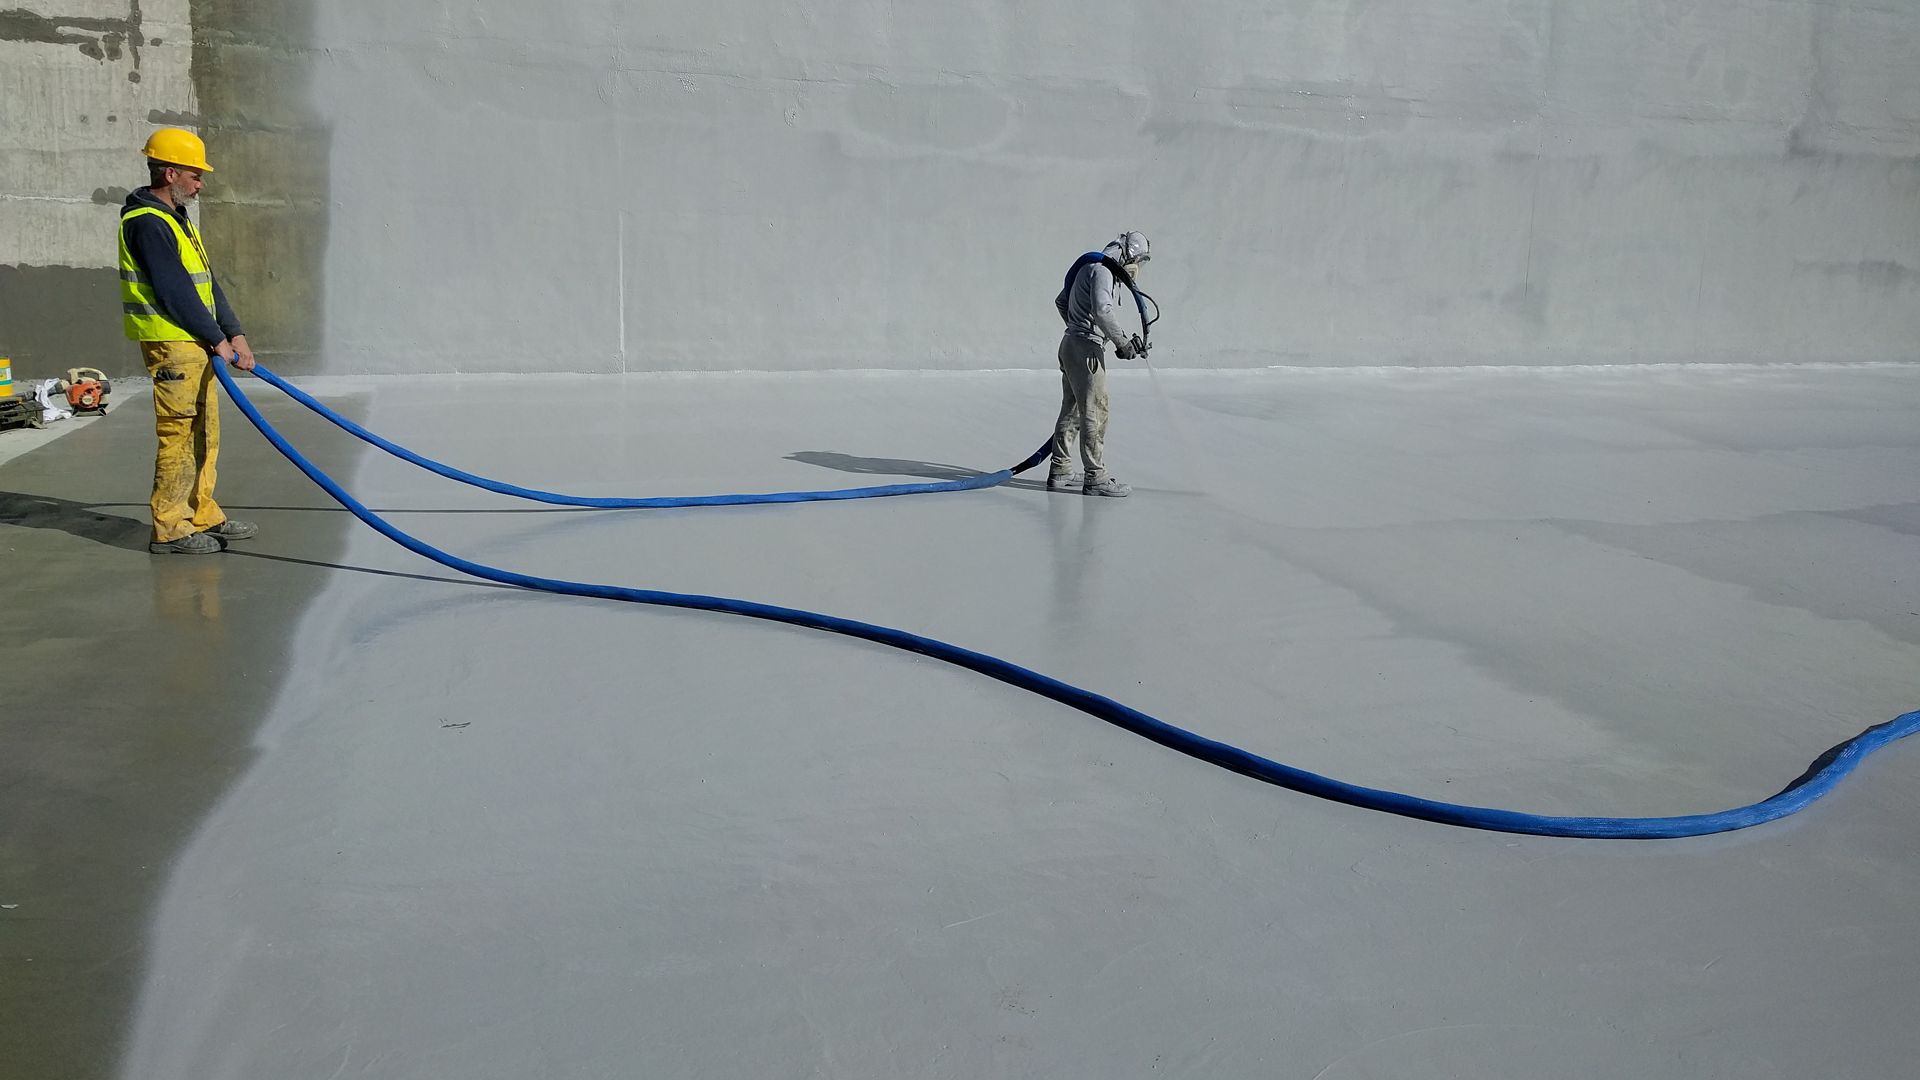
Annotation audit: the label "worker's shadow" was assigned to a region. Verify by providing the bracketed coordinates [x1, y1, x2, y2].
[787, 451, 1049, 491]
[0, 490, 149, 552]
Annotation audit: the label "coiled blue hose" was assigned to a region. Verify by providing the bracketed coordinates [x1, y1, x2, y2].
[218, 363, 1918, 839]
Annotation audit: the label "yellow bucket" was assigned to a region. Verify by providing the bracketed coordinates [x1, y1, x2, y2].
[0, 356, 13, 399]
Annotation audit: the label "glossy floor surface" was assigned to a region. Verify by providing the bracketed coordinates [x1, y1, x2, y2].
[5, 364, 1919, 1079]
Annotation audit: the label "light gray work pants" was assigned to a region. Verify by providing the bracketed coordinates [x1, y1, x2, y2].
[1051, 335, 1110, 483]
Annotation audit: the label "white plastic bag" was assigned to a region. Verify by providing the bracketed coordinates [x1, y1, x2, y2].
[30, 379, 73, 422]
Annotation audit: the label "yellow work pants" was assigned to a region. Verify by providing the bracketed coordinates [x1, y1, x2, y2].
[141, 341, 227, 543]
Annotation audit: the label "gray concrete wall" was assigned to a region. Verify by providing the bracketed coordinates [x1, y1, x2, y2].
[0, 0, 326, 377]
[1, 1, 195, 377]
[5, 1, 1918, 374]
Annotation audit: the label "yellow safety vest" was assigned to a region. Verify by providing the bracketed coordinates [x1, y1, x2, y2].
[118, 205, 218, 341]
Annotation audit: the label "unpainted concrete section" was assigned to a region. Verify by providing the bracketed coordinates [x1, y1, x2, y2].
[98, 364, 1920, 1078]
[0, 0, 330, 377]
[0, 264, 127, 377]
[0, 400, 110, 468]
[0, 1, 193, 376]
[0, 390, 369, 1080]
[183, 0, 330, 372]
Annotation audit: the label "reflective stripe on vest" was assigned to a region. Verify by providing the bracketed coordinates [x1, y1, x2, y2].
[120, 267, 212, 285]
[118, 205, 218, 342]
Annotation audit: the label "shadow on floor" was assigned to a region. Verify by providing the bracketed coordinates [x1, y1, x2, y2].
[0, 490, 149, 552]
[0, 490, 535, 592]
[787, 450, 1050, 491]
[226, 548, 519, 591]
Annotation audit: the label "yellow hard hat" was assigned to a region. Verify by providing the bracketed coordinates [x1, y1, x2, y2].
[142, 127, 213, 172]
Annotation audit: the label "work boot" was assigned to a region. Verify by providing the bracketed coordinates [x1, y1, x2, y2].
[1046, 471, 1082, 491]
[149, 531, 223, 555]
[1083, 476, 1132, 498]
[207, 519, 258, 541]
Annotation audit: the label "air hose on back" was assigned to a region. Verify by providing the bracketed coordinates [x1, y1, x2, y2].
[1062, 251, 1159, 357]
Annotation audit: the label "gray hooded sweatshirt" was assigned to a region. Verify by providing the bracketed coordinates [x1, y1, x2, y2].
[1056, 255, 1136, 347]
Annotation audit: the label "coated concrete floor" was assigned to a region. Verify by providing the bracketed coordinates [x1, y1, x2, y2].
[5, 364, 1919, 1079]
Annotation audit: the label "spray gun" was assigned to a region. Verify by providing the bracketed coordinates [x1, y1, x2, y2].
[1060, 244, 1160, 359]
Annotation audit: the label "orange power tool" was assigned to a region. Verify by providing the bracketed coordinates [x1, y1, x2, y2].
[63, 367, 111, 414]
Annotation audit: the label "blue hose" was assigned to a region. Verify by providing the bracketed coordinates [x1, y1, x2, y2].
[245, 364, 1054, 507]
[218, 363, 1919, 839]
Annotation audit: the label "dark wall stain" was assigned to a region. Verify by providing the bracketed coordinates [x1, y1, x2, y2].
[0, 266, 135, 376]
[189, 0, 331, 373]
[0, 2, 143, 71]
[1, 1, 328, 381]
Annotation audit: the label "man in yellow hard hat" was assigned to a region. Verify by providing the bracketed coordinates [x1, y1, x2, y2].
[120, 127, 259, 555]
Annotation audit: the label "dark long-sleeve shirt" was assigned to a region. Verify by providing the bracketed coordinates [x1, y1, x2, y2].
[120, 188, 243, 346]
